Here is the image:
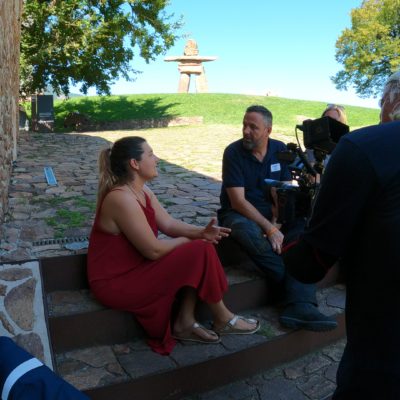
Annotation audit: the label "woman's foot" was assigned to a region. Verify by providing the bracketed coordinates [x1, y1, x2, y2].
[213, 315, 260, 335]
[172, 321, 221, 343]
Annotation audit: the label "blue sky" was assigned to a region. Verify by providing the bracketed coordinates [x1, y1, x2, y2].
[80, 0, 380, 109]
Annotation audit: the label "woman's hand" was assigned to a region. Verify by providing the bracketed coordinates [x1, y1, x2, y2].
[201, 218, 231, 244]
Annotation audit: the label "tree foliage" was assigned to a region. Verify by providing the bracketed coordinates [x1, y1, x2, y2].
[20, 0, 182, 97]
[332, 0, 400, 98]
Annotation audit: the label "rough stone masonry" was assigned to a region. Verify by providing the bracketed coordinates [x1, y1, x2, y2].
[0, 0, 22, 221]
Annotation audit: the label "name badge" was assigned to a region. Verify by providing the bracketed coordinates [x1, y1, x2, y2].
[271, 163, 281, 173]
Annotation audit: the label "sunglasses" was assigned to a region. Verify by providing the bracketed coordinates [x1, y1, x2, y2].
[326, 104, 345, 111]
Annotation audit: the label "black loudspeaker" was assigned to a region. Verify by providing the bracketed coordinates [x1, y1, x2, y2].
[302, 116, 349, 154]
[31, 94, 54, 132]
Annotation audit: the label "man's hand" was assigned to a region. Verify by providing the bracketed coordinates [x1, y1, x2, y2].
[265, 225, 284, 254]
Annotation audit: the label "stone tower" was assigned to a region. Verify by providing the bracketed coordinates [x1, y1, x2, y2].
[165, 39, 217, 93]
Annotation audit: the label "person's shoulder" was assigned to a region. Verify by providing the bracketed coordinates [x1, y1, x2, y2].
[224, 139, 244, 155]
[106, 186, 127, 198]
[225, 139, 242, 150]
[269, 137, 286, 150]
[332, 121, 400, 176]
[345, 121, 400, 148]
[348, 120, 400, 138]
[103, 187, 138, 209]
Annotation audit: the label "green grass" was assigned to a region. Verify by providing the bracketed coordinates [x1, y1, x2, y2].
[158, 199, 175, 207]
[23, 93, 380, 132]
[32, 196, 66, 206]
[257, 324, 276, 339]
[36, 196, 96, 237]
[73, 197, 96, 211]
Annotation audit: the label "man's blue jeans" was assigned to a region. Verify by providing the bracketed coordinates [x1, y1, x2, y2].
[219, 210, 317, 305]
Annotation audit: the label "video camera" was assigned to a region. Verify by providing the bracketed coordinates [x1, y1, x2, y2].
[297, 116, 349, 171]
[298, 116, 349, 153]
[265, 116, 349, 224]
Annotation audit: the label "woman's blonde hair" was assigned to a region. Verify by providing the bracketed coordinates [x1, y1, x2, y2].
[97, 136, 146, 205]
[322, 104, 348, 125]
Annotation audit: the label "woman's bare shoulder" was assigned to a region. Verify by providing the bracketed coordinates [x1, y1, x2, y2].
[98, 187, 141, 234]
[102, 187, 137, 209]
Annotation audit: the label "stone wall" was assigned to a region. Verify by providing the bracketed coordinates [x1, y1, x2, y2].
[0, 0, 23, 221]
[0, 261, 53, 367]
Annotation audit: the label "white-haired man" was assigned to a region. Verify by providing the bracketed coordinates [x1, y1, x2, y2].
[283, 70, 400, 399]
[380, 70, 400, 123]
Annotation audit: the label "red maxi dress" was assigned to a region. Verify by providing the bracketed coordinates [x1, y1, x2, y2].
[87, 191, 228, 355]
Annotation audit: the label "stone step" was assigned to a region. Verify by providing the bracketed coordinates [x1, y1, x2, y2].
[40, 253, 345, 399]
[40, 239, 257, 293]
[52, 285, 345, 400]
[41, 250, 272, 353]
[45, 270, 271, 353]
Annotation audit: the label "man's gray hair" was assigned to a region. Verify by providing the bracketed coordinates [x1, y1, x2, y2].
[246, 105, 273, 126]
[381, 70, 400, 121]
[382, 70, 400, 104]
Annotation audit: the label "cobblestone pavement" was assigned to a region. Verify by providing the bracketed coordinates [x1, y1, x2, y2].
[184, 339, 345, 400]
[1, 127, 237, 261]
[0, 128, 345, 399]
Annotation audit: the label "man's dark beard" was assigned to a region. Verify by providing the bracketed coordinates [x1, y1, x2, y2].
[243, 139, 255, 150]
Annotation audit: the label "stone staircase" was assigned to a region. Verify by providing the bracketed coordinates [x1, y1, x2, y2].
[40, 241, 346, 400]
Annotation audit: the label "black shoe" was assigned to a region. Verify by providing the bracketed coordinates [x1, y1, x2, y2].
[279, 303, 338, 331]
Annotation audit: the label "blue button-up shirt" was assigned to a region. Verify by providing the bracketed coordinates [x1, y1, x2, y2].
[219, 138, 291, 219]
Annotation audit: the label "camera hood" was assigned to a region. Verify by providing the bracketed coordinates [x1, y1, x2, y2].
[300, 116, 349, 154]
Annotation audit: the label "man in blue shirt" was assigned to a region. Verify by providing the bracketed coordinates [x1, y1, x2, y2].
[218, 105, 337, 331]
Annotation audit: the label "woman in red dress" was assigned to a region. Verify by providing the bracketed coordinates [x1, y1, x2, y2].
[88, 136, 260, 355]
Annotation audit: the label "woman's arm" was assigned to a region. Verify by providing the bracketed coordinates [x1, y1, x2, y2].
[99, 189, 190, 260]
[148, 188, 230, 243]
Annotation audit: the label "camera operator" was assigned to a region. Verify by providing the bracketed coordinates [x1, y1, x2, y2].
[322, 103, 348, 125]
[282, 71, 400, 399]
[217, 105, 337, 331]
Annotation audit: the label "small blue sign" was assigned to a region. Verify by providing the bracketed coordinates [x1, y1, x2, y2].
[44, 167, 57, 186]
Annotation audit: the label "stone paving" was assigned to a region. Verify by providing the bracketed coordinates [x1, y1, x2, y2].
[57, 321, 345, 400]
[0, 128, 345, 399]
[47, 281, 344, 399]
[182, 339, 345, 400]
[0, 128, 235, 261]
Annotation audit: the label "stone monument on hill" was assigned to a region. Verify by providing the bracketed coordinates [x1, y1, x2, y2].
[164, 39, 217, 93]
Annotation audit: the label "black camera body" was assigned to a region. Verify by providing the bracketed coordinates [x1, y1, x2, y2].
[264, 179, 314, 225]
[299, 116, 349, 154]
[265, 116, 350, 225]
